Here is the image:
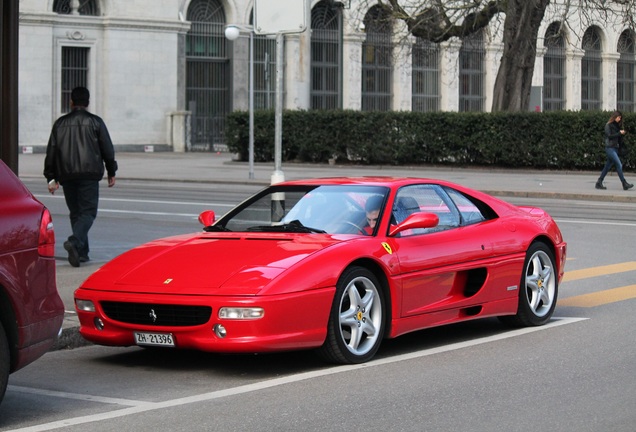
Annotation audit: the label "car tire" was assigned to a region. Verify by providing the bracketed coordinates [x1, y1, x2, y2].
[318, 266, 385, 364]
[502, 242, 558, 327]
[0, 321, 9, 404]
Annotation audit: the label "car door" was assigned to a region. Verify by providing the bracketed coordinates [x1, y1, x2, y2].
[389, 185, 517, 317]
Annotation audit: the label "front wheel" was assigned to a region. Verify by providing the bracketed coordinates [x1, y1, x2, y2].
[318, 266, 385, 364]
[502, 242, 558, 327]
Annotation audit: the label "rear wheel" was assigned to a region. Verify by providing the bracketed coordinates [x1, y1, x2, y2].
[318, 266, 385, 364]
[502, 242, 558, 327]
[0, 321, 10, 404]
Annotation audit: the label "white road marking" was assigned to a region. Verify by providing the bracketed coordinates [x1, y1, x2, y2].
[554, 219, 636, 227]
[6, 317, 586, 432]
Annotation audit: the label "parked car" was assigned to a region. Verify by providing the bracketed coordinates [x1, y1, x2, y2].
[75, 177, 566, 364]
[0, 160, 65, 404]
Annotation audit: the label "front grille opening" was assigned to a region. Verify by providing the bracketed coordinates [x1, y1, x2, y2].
[101, 302, 212, 327]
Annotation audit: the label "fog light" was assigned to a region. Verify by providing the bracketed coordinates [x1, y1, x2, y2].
[76, 299, 95, 312]
[218, 307, 264, 320]
[94, 317, 104, 330]
[214, 324, 227, 338]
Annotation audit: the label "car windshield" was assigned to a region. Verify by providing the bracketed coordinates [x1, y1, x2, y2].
[212, 185, 390, 235]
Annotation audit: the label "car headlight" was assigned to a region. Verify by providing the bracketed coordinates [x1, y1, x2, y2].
[75, 299, 96, 312]
[218, 307, 264, 320]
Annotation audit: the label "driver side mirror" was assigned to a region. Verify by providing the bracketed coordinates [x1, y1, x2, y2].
[198, 210, 216, 227]
[389, 212, 439, 237]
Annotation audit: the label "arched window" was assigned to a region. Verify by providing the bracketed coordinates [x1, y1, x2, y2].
[186, 0, 230, 150]
[617, 30, 635, 113]
[459, 31, 485, 112]
[361, 5, 393, 112]
[53, 0, 99, 16]
[543, 22, 566, 111]
[412, 38, 440, 112]
[311, 1, 343, 110]
[581, 27, 603, 111]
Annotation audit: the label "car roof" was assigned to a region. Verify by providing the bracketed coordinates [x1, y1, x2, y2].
[280, 176, 445, 188]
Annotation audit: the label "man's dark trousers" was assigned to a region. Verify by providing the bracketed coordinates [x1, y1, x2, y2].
[62, 179, 99, 258]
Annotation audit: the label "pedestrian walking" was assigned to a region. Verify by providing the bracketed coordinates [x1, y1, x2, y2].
[43, 87, 118, 267]
[596, 110, 633, 191]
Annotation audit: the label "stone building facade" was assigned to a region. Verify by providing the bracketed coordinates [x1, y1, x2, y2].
[18, 0, 635, 152]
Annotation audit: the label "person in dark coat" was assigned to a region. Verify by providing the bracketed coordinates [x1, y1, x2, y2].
[596, 110, 633, 191]
[44, 87, 118, 267]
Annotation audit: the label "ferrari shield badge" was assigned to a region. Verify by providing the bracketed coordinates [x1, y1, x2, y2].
[382, 242, 393, 254]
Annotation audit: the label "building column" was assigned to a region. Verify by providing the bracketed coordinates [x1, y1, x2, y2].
[566, 48, 584, 111]
[602, 52, 620, 111]
[284, 30, 311, 109]
[342, 33, 365, 110]
[439, 40, 461, 112]
[229, 33, 250, 111]
[392, 36, 413, 111]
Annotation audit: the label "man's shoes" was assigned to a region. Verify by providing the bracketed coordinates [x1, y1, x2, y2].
[623, 182, 634, 190]
[63, 240, 80, 267]
[79, 256, 90, 263]
[595, 181, 606, 190]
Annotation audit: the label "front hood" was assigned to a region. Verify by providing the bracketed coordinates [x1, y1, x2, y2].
[82, 233, 343, 295]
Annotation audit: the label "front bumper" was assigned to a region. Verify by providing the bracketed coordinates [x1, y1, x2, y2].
[74, 287, 335, 353]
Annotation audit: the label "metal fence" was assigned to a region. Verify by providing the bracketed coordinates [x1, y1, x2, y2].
[581, 27, 603, 111]
[361, 6, 393, 112]
[186, 0, 230, 152]
[543, 23, 566, 111]
[617, 30, 635, 113]
[458, 32, 485, 112]
[412, 39, 440, 112]
[61, 47, 89, 113]
[311, 1, 342, 110]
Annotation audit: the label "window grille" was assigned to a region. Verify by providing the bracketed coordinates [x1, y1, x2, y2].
[53, 0, 99, 16]
[361, 6, 393, 112]
[311, 1, 343, 110]
[253, 36, 277, 110]
[412, 38, 440, 112]
[459, 31, 485, 112]
[581, 27, 602, 111]
[617, 30, 635, 113]
[61, 47, 89, 113]
[543, 22, 566, 111]
[186, 0, 230, 151]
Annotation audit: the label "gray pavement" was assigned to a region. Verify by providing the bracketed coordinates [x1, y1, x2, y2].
[16, 151, 636, 346]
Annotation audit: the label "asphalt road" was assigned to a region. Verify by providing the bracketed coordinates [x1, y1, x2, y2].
[1, 179, 635, 431]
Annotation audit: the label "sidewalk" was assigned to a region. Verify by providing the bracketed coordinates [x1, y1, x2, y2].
[19, 151, 636, 203]
[17, 151, 636, 344]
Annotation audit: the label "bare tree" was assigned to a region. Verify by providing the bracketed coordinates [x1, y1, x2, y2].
[358, 0, 636, 112]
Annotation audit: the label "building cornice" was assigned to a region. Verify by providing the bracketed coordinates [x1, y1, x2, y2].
[19, 12, 191, 34]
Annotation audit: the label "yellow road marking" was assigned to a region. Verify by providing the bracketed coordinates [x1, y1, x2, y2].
[559, 285, 636, 308]
[562, 261, 636, 282]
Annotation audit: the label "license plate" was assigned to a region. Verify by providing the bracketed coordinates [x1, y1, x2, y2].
[134, 332, 175, 347]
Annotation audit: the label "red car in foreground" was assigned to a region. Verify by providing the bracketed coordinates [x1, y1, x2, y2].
[0, 160, 65, 403]
[75, 177, 566, 364]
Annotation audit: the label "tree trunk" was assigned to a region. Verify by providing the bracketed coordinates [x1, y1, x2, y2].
[491, 0, 550, 112]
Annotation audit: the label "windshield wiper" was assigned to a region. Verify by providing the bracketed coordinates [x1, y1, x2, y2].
[246, 220, 326, 234]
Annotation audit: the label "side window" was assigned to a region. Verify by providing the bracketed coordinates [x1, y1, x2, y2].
[444, 188, 490, 225]
[393, 185, 460, 236]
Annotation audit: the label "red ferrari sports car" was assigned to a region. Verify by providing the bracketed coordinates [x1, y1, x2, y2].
[75, 177, 566, 364]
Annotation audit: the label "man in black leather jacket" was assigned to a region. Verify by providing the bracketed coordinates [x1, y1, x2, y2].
[44, 87, 118, 267]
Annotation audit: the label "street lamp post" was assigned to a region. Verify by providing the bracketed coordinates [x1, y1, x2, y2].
[225, 25, 255, 180]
